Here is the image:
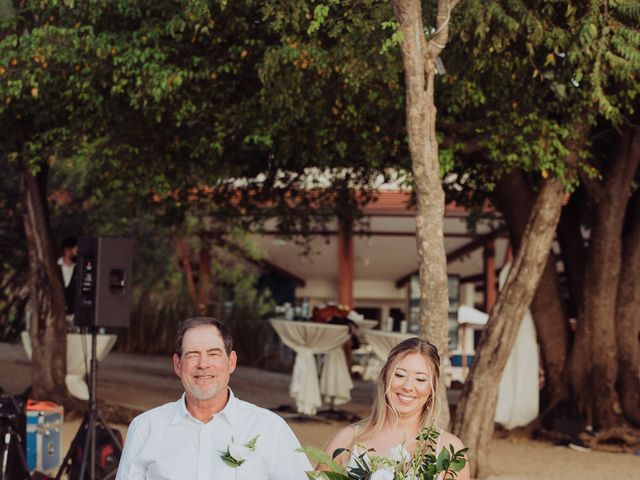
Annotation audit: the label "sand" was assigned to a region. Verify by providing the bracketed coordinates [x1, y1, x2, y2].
[1, 341, 638, 479]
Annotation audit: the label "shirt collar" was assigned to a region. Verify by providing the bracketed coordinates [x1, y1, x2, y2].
[172, 388, 238, 426]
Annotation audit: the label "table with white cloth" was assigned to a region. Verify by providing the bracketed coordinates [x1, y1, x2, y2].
[362, 330, 414, 380]
[21, 331, 117, 400]
[269, 319, 353, 416]
[364, 329, 415, 362]
[353, 319, 378, 338]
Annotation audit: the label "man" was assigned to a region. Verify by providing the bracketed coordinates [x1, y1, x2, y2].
[116, 317, 312, 480]
[58, 237, 77, 322]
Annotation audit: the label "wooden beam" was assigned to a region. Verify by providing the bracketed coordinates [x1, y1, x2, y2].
[395, 226, 507, 288]
[337, 220, 354, 308]
[259, 229, 477, 239]
[484, 240, 497, 312]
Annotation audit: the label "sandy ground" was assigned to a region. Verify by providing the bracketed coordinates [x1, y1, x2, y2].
[1, 341, 638, 479]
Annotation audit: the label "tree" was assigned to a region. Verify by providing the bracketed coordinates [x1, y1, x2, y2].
[441, 1, 640, 473]
[391, 0, 461, 427]
[1, 0, 392, 405]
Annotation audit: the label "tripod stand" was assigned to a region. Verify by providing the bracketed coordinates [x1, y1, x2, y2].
[1, 422, 32, 480]
[55, 328, 122, 480]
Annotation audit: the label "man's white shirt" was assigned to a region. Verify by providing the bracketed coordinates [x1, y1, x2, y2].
[115, 390, 312, 480]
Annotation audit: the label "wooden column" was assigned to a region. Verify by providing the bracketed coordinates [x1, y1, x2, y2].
[337, 219, 354, 309]
[483, 239, 496, 312]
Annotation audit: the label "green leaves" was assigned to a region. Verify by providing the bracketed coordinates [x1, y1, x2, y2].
[579, 22, 598, 47]
[297, 446, 347, 474]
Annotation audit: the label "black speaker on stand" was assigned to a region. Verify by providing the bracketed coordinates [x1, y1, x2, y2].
[56, 237, 134, 480]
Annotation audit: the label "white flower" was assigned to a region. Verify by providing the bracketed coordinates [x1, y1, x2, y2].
[221, 435, 260, 468]
[388, 444, 411, 463]
[229, 443, 253, 462]
[371, 468, 395, 480]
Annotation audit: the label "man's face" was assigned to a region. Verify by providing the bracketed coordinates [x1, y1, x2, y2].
[173, 325, 237, 403]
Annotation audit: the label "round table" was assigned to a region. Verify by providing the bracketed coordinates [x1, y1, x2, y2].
[21, 331, 117, 400]
[364, 329, 415, 361]
[269, 319, 352, 415]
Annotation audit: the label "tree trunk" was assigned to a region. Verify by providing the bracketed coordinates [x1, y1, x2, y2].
[198, 236, 213, 314]
[556, 188, 587, 317]
[20, 160, 70, 404]
[615, 142, 640, 427]
[453, 178, 565, 477]
[494, 170, 569, 412]
[175, 238, 198, 306]
[393, 0, 459, 429]
[569, 127, 640, 430]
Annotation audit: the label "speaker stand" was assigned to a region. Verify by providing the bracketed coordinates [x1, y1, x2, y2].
[55, 328, 122, 480]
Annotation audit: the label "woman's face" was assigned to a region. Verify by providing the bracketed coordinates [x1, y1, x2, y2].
[387, 352, 433, 418]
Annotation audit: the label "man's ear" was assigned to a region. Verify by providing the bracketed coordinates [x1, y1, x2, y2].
[173, 353, 182, 377]
[229, 350, 237, 374]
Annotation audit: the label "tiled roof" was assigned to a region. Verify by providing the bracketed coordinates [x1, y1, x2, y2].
[362, 190, 472, 217]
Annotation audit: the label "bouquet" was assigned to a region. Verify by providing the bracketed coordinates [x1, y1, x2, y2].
[300, 427, 468, 480]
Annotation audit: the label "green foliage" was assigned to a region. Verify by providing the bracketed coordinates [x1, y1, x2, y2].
[436, 0, 640, 208]
[298, 445, 347, 475]
[259, 0, 407, 173]
[305, 427, 469, 480]
[219, 434, 259, 467]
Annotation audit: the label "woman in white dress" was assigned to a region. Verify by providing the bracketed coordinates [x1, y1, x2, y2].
[321, 337, 470, 480]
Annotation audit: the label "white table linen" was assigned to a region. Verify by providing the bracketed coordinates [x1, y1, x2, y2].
[364, 330, 414, 362]
[319, 347, 353, 406]
[21, 331, 117, 400]
[269, 319, 351, 415]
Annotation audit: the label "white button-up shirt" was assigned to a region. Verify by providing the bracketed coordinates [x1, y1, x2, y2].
[116, 390, 312, 480]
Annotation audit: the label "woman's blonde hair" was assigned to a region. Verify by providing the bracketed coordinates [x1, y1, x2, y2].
[356, 337, 441, 442]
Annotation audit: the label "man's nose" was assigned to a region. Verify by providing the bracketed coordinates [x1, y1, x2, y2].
[196, 354, 212, 368]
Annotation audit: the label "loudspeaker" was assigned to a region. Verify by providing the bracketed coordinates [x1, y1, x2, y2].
[74, 237, 134, 328]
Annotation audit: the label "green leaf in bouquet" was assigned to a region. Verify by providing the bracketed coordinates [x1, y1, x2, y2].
[333, 448, 348, 459]
[435, 448, 450, 471]
[306, 471, 351, 480]
[449, 458, 467, 473]
[297, 446, 347, 474]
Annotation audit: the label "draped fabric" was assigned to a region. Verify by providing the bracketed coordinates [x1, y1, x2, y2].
[494, 263, 540, 429]
[364, 330, 414, 362]
[320, 347, 353, 406]
[269, 319, 351, 415]
[21, 331, 117, 400]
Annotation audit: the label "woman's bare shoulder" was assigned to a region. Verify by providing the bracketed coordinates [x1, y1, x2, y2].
[318, 424, 360, 470]
[324, 423, 359, 452]
[440, 430, 466, 451]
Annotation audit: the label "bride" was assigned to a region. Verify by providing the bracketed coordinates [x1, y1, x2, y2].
[321, 337, 470, 480]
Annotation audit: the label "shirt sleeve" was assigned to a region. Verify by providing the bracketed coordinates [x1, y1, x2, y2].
[268, 418, 313, 480]
[115, 415, 149, 480]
